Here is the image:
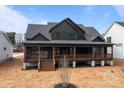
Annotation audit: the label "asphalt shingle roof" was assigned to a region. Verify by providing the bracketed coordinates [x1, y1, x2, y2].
[25, 18, 105, 42]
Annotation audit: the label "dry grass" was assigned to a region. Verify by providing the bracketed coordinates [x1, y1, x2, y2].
[0, 57, 124, 88]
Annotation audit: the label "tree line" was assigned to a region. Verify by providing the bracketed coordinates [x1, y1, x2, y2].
[5, 32, 24, 47]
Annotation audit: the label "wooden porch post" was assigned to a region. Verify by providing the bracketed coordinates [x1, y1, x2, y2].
[52, 47, 55, 65]
[38, 46, 40, 70]
[23, 47, 27, 70]
[111, 46, 113, 59]
[24, 47, 27, 61]
[73, 47, 76, 67]
[73, 47, 76, 60]
[92, 47, 95, 59]
[91, 47, 95, 67]
[102, 47, 104, 59]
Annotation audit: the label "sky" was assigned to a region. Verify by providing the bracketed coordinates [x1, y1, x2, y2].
[0, 5, 124, 34]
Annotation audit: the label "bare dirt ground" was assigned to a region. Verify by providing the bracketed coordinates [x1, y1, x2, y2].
[0, 56, 124, 88]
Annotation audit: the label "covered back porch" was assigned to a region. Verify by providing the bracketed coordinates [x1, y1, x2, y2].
[23, 43, 113, 71]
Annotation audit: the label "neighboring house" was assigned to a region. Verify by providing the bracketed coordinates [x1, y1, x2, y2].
[23, 18, 114, 71]
[104, 22, 124, 60]
[0, 31, 14, 61]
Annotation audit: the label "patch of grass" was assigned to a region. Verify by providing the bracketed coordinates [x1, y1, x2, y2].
[106, 70, 114, 73]
[120, 68, 124, 72]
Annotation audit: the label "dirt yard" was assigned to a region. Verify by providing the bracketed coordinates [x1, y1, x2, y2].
[0, 56, 124, 88]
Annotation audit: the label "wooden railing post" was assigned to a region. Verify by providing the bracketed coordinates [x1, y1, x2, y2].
[111, 46, 113, 59]
[24, 47, 27, 61]
[92, 47, 95, 59]
[38, 46, 40, 70]
[73, 47, 76, 60]
[52, 47, 55, 64]
[102, 47, 104, 59]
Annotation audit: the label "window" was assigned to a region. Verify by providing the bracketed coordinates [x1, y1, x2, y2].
[4, 47, 7, 51]
[70, 33, 78, 40]
[107, 37, 111, 43]
[74, 34, 78, 40]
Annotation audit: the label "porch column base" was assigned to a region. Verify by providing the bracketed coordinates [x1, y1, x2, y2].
[101, 60, 105, 66]
[38, 61, 40, 70]
[22, 62, 26, 70]
[91, 60, 95, 67]
[110, 60, 114, 66]
[73, 61, 76, 68]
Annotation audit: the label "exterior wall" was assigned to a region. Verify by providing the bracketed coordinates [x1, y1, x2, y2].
[104, 23, 124, 59]
[0, 32, 13, 61]
[51, 21, 85, 40]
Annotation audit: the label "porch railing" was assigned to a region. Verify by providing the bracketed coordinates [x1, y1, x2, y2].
[55, 54, 73, 60]
[105, 54, 112, 59]
[75, 54, 92, 59]
[25, 54, 112, 61]
[94, 54, 102, 58]
[26, 55, 38, 59]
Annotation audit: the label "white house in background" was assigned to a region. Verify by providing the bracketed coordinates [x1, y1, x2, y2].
[0, 31, 14, 61]
[104, 22, 124, 60]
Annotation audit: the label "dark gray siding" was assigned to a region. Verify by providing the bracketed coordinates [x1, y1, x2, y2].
[31, 33, 48, 41]
[51, 21, 85, 40]
[93, 36, 105, 42]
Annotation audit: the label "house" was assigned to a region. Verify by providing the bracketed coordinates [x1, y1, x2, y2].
[23, 18, 114, 71]
[104, 22, 124, 60]
[0, 31, 14, 61]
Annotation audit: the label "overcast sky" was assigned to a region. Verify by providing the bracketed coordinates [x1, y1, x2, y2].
[0, 5, 124, 34]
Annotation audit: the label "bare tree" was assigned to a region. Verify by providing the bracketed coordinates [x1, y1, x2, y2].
[15, 33, 24, 47]
[59, 55, 71, 87]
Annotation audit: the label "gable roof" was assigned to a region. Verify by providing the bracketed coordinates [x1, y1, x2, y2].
[31, 32, 50, 40]
[104, 21, 124, 36]
[25, 24, 53, 40]
[0, 31, 14, 48]
[25, 18, 104, 42]
[49, 18, 85, 33]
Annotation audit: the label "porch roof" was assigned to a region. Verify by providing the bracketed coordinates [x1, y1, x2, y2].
[23, 40, 114, 45]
